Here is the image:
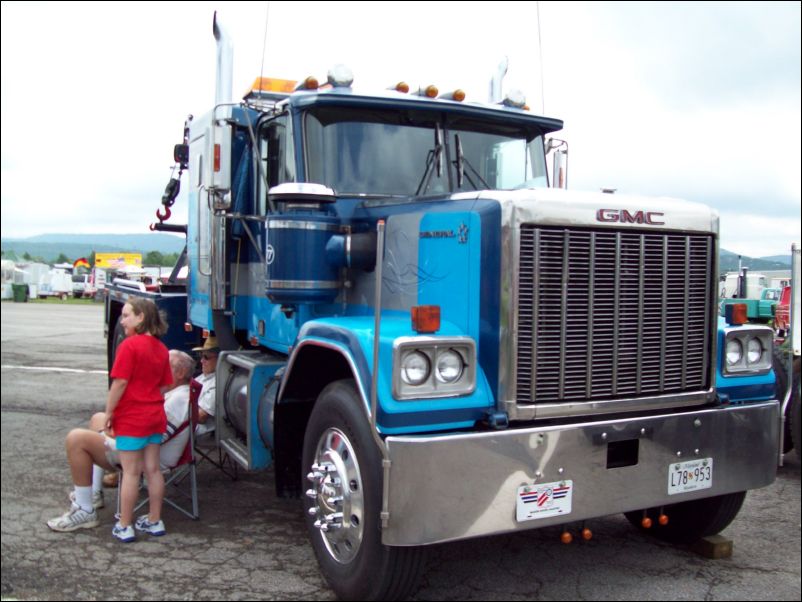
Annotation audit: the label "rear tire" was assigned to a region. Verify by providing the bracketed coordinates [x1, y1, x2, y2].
[625, 491, 746, 544]
[302, 379, 426, 601]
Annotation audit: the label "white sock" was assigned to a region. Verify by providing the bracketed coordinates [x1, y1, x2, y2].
[73, 486, 94, 512]
[92, 465, 104, 494]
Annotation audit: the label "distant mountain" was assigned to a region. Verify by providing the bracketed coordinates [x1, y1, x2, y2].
[719, 249, 790, 273]
[1, 233, 185, 262]
[758, 254, 792, 266]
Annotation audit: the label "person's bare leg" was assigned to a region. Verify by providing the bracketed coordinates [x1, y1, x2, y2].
[118, 450, 144, 527]
[142, 443, 164, 523]
[65, 429, 115, 486]
[88, 412, 106, 431]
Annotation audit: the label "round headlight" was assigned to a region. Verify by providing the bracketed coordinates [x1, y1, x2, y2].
[436, 349, 464, 383]
[401, 351, 430, 386]
[726, 339, 743, 366]
[746, 338, 763, 364]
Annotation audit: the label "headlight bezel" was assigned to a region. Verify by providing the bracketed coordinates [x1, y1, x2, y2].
[722, 326, 773, 375]
[393, 336, 476, 400]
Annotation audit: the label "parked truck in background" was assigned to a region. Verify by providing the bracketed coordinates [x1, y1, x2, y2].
[103, 14, 781, 600]
[772, 245, 801, 458]
[720, 285, 781, 323]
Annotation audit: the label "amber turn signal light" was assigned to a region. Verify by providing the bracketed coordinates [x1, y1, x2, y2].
[411, 305, 440, 334]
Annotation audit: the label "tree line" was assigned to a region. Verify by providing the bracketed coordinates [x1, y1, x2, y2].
[1, 250, 181, 267]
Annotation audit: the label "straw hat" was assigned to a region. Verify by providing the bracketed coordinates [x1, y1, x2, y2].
[193, 336, 220, 353]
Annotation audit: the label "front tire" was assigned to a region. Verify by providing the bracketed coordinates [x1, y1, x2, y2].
[625, 491, 746, 544]
[302, 379, 426, 601]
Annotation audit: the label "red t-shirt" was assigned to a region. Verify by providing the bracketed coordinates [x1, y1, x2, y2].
[110, 334, 172, 437]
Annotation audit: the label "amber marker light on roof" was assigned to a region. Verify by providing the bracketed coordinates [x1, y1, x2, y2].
[393, 81, 410, 93]
[412, 84, 438, 97]
[249, 77, 296, 94]
[440, 89, 466, 102]
[295, 76, 319, 91]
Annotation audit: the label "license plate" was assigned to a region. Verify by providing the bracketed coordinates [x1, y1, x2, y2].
[516, 480, 573, 522]
[667, 458, 713, 495]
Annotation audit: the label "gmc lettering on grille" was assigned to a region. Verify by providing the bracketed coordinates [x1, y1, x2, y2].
[596, 209, 665, 225]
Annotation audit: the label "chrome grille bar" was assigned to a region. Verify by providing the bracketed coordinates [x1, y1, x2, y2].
[516, 226, 714, 406]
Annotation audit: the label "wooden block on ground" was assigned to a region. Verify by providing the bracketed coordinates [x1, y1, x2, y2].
[690, 534, 733, 559]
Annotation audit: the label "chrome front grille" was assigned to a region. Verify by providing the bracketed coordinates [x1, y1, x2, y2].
[516, 226, 714, 405]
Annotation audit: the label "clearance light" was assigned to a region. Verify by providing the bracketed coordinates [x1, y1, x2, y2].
[327, 64, 354, 88]
[416, 84, 438, 98]
[184, 322, 193, 332]
[295, 76, 319, 91]
[391, 81, 410, 93]
[724, 303, 748, 325]
[439, 89, 466, 102]
[411, 305, 440, 334]
[248, 77, 296, 95]
[202, 329, 210, 339]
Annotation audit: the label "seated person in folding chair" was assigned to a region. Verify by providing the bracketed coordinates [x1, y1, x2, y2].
[193, 337, 219, 438]
[46, 350, 196, 534]
[191, 336, 237, 478]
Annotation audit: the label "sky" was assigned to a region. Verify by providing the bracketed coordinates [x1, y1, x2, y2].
[1, 1, 800, 258]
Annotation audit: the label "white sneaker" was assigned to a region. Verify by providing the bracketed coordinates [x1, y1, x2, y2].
[112, 522, 136, 543]
[134, 514, 166, 536]
[68, 489, 104, 509]
[47, 503, 99, 532]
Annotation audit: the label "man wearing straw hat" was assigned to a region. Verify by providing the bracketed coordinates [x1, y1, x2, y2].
[193, 337, 219, 436]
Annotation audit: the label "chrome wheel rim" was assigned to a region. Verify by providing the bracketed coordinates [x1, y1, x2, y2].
[306, 427, 364, 563]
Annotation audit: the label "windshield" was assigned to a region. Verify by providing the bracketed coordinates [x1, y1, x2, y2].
[304, 107, 548, 197]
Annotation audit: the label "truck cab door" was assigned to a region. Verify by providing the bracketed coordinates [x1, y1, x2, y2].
[187, 111, 232, 329]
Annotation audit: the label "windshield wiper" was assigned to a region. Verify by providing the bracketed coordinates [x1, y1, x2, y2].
[415, 124, 443, 196]
[453, 133, 490, 191]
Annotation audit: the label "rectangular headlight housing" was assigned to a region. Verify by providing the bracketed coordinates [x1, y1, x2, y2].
[392, 336, 476, 400]
[722, 325, 773, 375]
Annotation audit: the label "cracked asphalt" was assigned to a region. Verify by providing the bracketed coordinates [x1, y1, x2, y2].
[2, 301, 800, 600]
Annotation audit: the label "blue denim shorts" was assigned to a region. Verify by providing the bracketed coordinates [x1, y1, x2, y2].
[116, 433, 162, 451]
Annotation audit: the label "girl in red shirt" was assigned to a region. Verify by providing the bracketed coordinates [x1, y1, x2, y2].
[105, 298, 172, 542]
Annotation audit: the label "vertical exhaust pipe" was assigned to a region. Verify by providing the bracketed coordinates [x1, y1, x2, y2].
[489, 56, 508, 103]
[210, 11, 232, 313]
[213, 11, 233, 108]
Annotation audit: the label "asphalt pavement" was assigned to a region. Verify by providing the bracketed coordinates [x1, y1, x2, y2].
[1, 301, 800, 600]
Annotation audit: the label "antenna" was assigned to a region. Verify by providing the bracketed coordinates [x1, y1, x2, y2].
[259, 2, 271, 87]
[536, 1, 545, 114]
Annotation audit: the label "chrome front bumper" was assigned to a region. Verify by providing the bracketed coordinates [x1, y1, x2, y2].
[382, 401, 778, 546]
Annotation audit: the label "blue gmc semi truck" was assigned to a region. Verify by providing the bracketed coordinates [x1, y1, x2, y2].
[104, 14, 781, 600]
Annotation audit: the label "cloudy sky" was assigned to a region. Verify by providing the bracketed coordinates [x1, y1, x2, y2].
[1, 1, 800, 257]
